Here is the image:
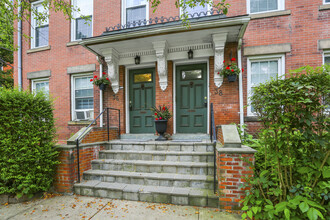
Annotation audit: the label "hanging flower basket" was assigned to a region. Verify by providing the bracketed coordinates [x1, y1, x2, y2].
[90, 72, 110, 89]
[218, 58, 242, 82]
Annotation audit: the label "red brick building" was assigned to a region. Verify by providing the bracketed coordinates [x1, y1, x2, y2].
[13, 0, 330, 142]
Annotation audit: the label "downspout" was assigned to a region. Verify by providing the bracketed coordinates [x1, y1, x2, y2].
[18, 0, 22, 90]
[238, 38, 244, 134]
[97, 57, 103, 127]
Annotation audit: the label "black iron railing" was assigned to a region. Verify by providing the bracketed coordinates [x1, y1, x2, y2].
[75, 107, 120, 183]
[210, 103, 217, 193]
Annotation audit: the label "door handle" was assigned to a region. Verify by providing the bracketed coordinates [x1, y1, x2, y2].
[204, 96, 207, 107]
[190, 81, 194, 88]
[141, 84, 145, 90]
[129, 100, 132, 111]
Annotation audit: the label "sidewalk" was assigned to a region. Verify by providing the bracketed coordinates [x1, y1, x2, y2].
[0, 194, 241, 220]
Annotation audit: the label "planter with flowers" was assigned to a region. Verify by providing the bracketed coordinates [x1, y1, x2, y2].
[218, 58, 242, 82]
[90, 72, 110, 90]
[151, 105, 172, 141]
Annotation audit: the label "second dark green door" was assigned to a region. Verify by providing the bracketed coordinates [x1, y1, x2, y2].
[129, 68, 155, 133]
[176, 63, 207, 133]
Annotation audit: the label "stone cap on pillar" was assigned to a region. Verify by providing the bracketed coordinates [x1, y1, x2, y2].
[216, 144, 257, 154]
[221, 125, 242, 148]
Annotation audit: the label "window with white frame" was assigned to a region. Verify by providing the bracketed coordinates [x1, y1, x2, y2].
[71, 0, 93, 41]
[182, 1, 210, 17]
[247, 55, 285, 116]
[324, 52, 330, 64]
[325, 0, 330, 4]
[71, 75, 94, 121]
[248, 0, 284, 14]
[31, 1, 49, 48]
[123, 0, 148, 25]
[32, 79, 49, 95]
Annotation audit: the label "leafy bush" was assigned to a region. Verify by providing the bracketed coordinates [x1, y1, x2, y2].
[0, 88, 59, 198]
[241, 65, 330, 220]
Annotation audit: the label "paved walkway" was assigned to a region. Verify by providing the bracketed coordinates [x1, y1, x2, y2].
[0, 194, 240, 220]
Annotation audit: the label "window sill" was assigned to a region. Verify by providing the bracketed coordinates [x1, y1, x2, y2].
[66, 41, 81, 47]
[68, 121, 95, 126]
[27, 46, 51, 54]
[250, 10, 291, 20]
[244, 116, 261, 122]
[319, 4, 330, 11]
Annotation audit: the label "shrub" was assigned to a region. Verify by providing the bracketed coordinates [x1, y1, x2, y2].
[241, 65, 330, 220]
[0, 88, 59, 198]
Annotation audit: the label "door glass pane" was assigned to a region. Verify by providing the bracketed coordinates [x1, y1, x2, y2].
[126, 5, 146, 24]
[182, 70, 202, 80]
[134, 73, 152, 83]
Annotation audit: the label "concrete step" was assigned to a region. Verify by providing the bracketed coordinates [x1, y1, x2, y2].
[91, 159, 214, 175]
[99, 150, 214, 162]
[107, 140, 214, 152]
[83, 170, 215, 189]
[74, 181, 219, 208]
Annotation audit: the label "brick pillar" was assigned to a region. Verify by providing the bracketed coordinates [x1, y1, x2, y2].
[216, 146, 257, 210]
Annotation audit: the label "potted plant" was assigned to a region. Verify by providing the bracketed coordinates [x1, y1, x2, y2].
[218, 58, 242, 82]
[90, 72, 110, 90]
[151, 105, 172, 141]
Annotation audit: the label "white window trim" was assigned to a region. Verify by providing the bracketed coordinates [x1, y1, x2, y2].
[71, 0, 94, 42]
[30, 0, 49, 49]
[247, 0, 285, 14]
[323, 50, 330, 65]
[179, 1, 212, 16]
[71, 73, 94, 121]
[324, 0, 330, 5]
[247, 54, 285, 116]
[121, 0, 149, 26]
[31, 78, 49, 93]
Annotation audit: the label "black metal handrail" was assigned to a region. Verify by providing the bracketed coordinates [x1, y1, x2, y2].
[75, 107, 120, 183]
[210, 103, 217, 193]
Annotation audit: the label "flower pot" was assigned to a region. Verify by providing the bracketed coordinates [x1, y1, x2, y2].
[155, 120, 168, 141]
[227, 74, 237, 82]
[99, 83, 107, 90]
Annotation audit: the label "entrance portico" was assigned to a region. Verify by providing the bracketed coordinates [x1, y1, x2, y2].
[80, 15, 250, 134]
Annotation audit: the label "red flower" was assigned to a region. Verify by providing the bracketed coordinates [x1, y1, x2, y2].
[94, 75, 97, 78]
[231, 58, 236, 61]
[155, 118, 158, 121]
[226, 66, 230, 70]
[223, 60, 225, 63]
[106, 77, 110, 81]
[231, 69, 234, 72]
[154, 113, 157, 116]
[242, 68, 244, 72]
[217, 72, 220, 75]
[102, 72, 106, 75]
[162, 107, 166, 111]
[90, 79, 93, 82]
[159, 117, 162, 120]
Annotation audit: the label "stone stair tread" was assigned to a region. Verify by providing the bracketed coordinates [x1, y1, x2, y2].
[84, 169, 214, 181]
[108, 140, 212, 145]
[75, 180, 216, 198]
[92, 159, 213, 167]
[100, 150, 213, 155]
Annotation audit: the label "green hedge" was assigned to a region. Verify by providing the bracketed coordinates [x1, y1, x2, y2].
[241, 65, 330, 220]
[0, 88, 59, 197]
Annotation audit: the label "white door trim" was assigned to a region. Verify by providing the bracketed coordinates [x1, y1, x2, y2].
[173, 58, 210, 134]
[125, 63, 156, 134]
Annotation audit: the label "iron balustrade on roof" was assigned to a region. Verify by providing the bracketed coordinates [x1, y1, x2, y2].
[75, 107, 120, 183]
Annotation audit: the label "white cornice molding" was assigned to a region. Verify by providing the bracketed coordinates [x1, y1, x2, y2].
[212, 33, 227, 88]
[103, 48, 120, 94]
[153, 41, 168, 91]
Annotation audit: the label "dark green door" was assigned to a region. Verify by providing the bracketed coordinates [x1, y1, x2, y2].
[176, 63, 207, 133]
[129, 68, 155, 133]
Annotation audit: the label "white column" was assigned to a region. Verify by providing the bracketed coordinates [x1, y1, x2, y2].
[152, 41, 168, 91]
[103, 48, 120, 94]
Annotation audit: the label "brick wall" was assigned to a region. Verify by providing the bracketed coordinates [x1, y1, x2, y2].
[216, 151, 255, 210]
[81, 127, 119, 144]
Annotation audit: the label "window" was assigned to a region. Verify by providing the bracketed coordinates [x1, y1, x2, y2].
[71, 74, 94, 121]
[32, 79, 49, 95]
[325, 0, 330, 4]
[31, 1, 49, 48]
[324, 52, 330, 64]
[247, 55, 285, 115]
[181, 1, 210, 17]
[122, 0, 148, 26]
[248, 0, 284, 14]
[71, 0, 93, 41]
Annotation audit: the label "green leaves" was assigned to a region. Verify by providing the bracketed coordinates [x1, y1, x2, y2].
[299, 202, 309, 213]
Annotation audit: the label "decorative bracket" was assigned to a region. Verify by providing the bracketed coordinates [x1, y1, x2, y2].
[212, 33, 227, 88]
[103, 48, 120, 94]
[152, 41, 168, 91]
